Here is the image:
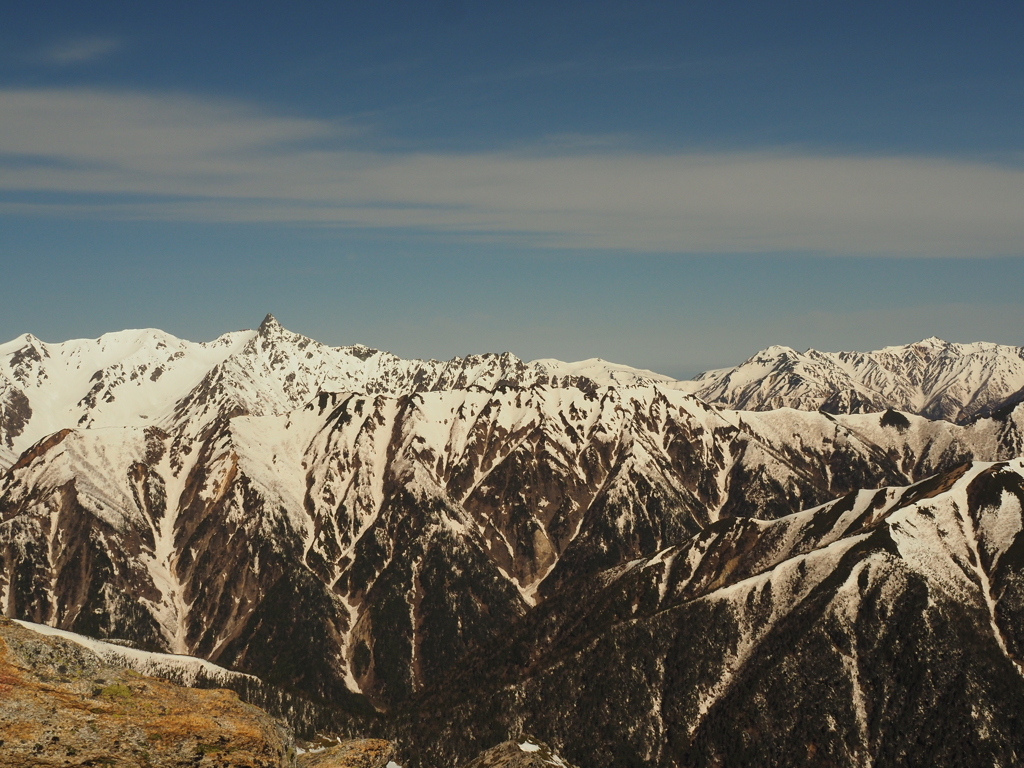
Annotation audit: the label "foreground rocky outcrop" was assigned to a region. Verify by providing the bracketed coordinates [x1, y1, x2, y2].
[0, 616, 400, 767]
[0, 615, 295, 766]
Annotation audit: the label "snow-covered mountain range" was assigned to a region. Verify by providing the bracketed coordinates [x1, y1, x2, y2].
[3, 319, 1020, 465]
[3, 316, 1024, 767]
[0, 314, 682, 462]
[687, 337, 1024, 422]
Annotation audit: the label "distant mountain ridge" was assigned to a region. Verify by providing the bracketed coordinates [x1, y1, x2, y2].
[687, 337, 1024, 423]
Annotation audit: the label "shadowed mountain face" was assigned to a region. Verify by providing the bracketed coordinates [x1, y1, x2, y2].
[395, 460, 1024, 768]
[3, 319, 1024, 767]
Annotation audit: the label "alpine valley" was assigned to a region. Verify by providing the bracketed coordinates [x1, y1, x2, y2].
[4, 316, 1024, 767]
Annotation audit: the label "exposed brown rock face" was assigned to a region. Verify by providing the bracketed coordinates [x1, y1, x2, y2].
[0, 388, 31, 450]
[0, 615, 295, 767]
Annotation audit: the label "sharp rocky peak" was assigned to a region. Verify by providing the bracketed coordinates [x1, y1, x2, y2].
[258, 313, 281, 333]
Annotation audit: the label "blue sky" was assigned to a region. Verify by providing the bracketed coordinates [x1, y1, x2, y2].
[2, 1, 1023, 376]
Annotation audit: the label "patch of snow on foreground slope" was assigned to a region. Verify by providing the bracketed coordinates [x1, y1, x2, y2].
[14, 620, 254, 687]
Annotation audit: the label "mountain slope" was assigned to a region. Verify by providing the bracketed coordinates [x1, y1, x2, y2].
[395, 459, 1024, 768]
[4, 371, 1023, 711]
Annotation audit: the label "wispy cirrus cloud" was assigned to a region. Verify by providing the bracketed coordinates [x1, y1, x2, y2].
[1, 88, 1023, 256]
[40, 37, 123, 65]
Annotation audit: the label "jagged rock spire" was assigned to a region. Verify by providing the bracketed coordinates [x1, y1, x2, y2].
[257, 313, 281, 334]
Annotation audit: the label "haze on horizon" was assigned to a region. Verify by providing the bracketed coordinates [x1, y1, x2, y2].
[2, 1, 1022, 378]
